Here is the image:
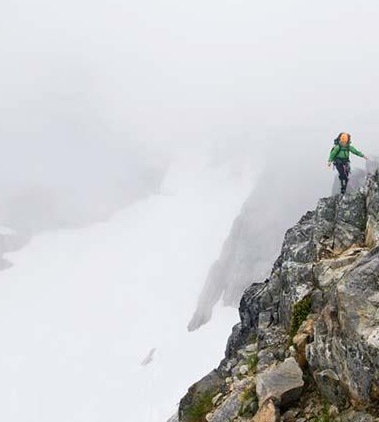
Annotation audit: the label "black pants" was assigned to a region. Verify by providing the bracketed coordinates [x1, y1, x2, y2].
[334, 160, 350, 193]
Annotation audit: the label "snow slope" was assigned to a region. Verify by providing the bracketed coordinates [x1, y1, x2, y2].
[0, 156, 254, 422]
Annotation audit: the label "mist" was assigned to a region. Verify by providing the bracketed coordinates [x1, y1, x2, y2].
[2, 0, 379, 230]
[0, 159, 253, 422]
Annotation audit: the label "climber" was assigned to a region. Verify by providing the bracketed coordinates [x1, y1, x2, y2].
[328, 132, 368, 194]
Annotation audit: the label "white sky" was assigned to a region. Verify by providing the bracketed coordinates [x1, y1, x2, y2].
[2, 0, 379, 173]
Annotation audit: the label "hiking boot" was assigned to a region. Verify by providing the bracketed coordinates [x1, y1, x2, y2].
[340, 180, 348, 194]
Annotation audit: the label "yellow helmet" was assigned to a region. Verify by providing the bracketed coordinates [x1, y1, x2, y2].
[339, 133, 350, 146]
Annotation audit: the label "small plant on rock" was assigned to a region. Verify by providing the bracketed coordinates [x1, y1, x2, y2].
[246, 353, 259, 374]
[183, 390, 214, 422]
[312, 407, 331, 422]
[238, 384, 258, 417]
[289, 296, 312, 342]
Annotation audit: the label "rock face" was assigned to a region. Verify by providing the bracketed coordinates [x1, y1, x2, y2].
[178, 171, 379, 422]
[188, 159, 377, 332]
[187, 157, 333, 332]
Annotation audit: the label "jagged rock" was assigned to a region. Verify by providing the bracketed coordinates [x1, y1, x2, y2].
[310, 289, 325, 314]
[256, 326, 288, 371]
[292, 318, 314, 368]
[307, 247, 379, 408]
[252, 398, 279, 422]
[223, 357, 238, 374]
[179, 171, 379, 422]
[256, 357, 304, 407]
[366, 171, 379, 248]
[225, 282, 267, 359]
[315, 368, 348, 409]
[238, 343, 258, 362]
[239, 365, 249, 375]
[314, 196, 338, 245]
[245, 343, 258, 353]
[334, 190, 367, 252]
[206, 378, 251, 422]
[224, 323, 243, 362]
[206, 393, 240, 422]
[279, 261, 314, 329]
[313, 249, 363, 288]
[188, 157, 331, 331]
[257, 350, 276, 373]
[281, 211, 317, 263]
[225, 377, 233, 385]
[178, 370, 225, 422]
[338, 410, 378, 422]
[211, 393, 223, 406]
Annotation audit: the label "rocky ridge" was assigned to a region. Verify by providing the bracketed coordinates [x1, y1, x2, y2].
[188, 160, 372, 332]
[177, 170, 379, 422]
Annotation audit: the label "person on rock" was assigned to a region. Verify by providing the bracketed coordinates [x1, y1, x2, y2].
[328, 132, 368, 194]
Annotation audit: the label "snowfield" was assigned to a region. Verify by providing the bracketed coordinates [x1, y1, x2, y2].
[0, 156, 254, 422]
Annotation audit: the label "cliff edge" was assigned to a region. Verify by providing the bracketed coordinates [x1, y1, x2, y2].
[178, 170, 379, 422]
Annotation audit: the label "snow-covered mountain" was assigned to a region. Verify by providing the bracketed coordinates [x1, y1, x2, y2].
[0, 156, 253, 422]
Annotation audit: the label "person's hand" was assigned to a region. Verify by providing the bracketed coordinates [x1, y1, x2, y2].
[363, 155, 368, 160]
[327, 161, 332, 167]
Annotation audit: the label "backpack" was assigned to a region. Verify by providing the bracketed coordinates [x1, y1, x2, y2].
[331, 133, 351, 162]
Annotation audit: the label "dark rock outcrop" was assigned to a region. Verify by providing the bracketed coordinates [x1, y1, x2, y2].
[178, 170, 379, 421]
[188, 159, 377, 332]
[187, 158, 334, 332]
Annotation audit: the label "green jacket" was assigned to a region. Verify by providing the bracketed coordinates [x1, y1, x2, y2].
[329, 144, 364, 162]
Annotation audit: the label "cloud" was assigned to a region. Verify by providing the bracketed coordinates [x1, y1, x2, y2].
[0, 0, 378, 231]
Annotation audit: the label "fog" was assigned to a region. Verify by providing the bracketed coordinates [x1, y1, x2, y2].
[0, 159, 252, 422]
[2, 0, 379, 233]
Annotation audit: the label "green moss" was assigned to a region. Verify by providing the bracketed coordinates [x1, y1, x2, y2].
[312, 416, 331, 422]
[240, 385, 256, 402]
[289, 296, 312, 341]
[238, 385, 258, 417]
[312, 401, 331, 422]
[183, 390, 215, 422]
[246, 353, 259, 374]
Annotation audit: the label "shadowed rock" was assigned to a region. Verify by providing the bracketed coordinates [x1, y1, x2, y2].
[188, 158, 332, 331]
[256, 358, 304, 407]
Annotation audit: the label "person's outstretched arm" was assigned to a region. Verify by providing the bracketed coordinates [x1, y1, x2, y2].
[349, 145, 368, 159]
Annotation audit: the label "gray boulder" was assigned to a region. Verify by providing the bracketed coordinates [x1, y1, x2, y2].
[256, 358, 304, 407]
